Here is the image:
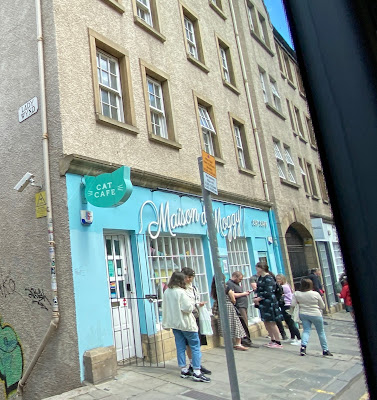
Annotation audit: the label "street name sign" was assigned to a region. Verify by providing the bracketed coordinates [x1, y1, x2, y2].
[19, 97, 38, 123]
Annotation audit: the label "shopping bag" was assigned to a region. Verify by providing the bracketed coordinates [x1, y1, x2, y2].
[199, 306, 213, 336]
[292, 305, 300, 323]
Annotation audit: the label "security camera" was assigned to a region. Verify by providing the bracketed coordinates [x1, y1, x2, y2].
[14, 172, 35, 192]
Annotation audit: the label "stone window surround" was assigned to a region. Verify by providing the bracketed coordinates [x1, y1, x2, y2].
[131, 0, 166, 42]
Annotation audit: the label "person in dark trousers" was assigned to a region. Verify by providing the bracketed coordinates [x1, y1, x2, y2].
[226, 271, 259, 348]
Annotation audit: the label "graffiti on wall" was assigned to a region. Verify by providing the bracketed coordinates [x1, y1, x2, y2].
[25, 288, 52, 311]
[0, 277, 16, 299]
[0, 318, 23, 398]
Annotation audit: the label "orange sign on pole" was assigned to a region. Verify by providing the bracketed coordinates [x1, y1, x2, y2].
[202, 151, 216, 178]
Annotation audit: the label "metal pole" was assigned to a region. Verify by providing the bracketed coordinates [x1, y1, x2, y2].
[198, 157, 241, 400]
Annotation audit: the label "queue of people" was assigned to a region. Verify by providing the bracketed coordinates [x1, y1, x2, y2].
[162, 263, 343, 381]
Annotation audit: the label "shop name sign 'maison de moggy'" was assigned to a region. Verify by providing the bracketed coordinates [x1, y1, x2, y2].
[139, 200, 241, 241]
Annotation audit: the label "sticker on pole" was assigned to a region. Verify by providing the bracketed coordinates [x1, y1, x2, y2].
[203, 172, 218, 195]
[202, 151, 216, 178]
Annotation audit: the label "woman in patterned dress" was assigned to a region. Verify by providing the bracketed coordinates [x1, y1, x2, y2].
[254, 262, 284, 348]
[211, 276, 248, 351]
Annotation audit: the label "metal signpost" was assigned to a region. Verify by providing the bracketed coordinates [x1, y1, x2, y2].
[198, 154, 241, 400]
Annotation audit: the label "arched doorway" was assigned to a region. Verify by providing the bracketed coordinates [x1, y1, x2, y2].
[286, 225, 308, 290]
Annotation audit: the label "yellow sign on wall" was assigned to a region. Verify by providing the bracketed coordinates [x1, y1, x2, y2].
[35, 191, 47, 218]
[202, 151, 216, 178]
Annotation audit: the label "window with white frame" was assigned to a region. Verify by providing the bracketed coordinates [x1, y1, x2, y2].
[220, 46, 230, 83]
[247, 3, 256, 32]
[298, 157, 309, 194]
[317, 168, 329, 202]
[234, 124, 246, 168]
[306, 162, 319, 197]
[199, 105, 216, 156]
[97, 50, 124, 122]
[136, 0, 153, 26]
[286, 99, 296, 132]
[270, 79, 282, 112]
[284, 146, 296, 183]
[259, 71, 268, 103]
[148, 235, 210, 326]
[147, 77, 167, 138]
[184, 16, 198, 59]
[258, 13, 270, 47]
[226, 237, 260, 322]
[283, 52, 294, 84]
[273, 140, 286, 179]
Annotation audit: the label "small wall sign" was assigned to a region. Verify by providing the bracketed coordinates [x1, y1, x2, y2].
[19, 97, 38, 123]
[84, 166, 133, 208]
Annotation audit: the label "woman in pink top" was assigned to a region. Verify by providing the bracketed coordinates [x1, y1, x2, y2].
[276, 274, 301, 345]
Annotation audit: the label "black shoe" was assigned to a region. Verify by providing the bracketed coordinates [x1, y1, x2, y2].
[200, 365, 212, 375]
[192, 373, 211, 382]
[323, 321, 329, 325]
[241, 339, 252, 347]
[323, 350, 333, 356]
[181, 369, 193, 379]
[300, 346, 306, 356]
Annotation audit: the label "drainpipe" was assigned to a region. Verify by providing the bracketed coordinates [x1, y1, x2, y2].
[17, 0, 60, 396]
[228, 0, 270, 203]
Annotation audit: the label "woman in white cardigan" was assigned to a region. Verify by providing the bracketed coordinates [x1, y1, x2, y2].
[162, 271, 211, 383]
[292, 278, 333, 357]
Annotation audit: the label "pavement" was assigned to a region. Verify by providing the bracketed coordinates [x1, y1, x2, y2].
[44, 310, 366, 400]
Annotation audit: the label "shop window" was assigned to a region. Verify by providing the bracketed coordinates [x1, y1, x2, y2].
[227, 237, 260, 322]
[148, 236, 210, 326]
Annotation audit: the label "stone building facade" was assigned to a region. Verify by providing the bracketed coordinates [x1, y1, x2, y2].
[0, 0, 342, 398]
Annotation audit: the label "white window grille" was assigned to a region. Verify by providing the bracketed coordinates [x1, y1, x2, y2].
[184, 17, 198, 59]
[294, 107, 305, 137]
[97, 50, 124, 122]
[226, 237, 260, 323]
[270, 80, 282, 112]
[234, 124, 246, 168]
[220, 47, 230, 83]
[147, 235, 210, 327]
[136, 0, 153, 26]
[199, 105, 216, 156]
[273, 141, 286, 179]
[147, 77, 167, 138]
[284, 147, 296, 183]
[259, 72, 268, 103]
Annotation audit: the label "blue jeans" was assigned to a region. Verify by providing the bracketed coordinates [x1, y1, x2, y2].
[300, 314, 328, 351]
[172, 329, 201, 370]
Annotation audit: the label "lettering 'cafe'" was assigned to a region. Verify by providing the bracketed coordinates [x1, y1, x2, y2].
[65, 166, 284, 379]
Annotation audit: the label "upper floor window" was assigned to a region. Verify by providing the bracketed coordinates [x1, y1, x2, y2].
[199, 105, 216, 156]
[283, 52, 295, 85]
[89, 29, 137, 133]
[184, 17, 198, 59]
[273, 140, 286, 179]
[284, 146, 296, 183]
[258, 13, 270, 47]
[259, 71, 268, 103]
[298, 157, 309, 194]
[270, 79, 282, 113]
[306, 117, 317, 147]
[220, 47, 230, 83]
[147, 77, 167, 138]
[247, 4, 256, 32]
[294, 106, 305, 139]
[306, 162, 319, 197]
[97, 51, 124, 122]
[136, 0, 152, 26]
[317, 168, 329, 202]
[216, 36, 238, 92]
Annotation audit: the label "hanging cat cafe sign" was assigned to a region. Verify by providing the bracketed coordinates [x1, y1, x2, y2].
[139, 200, 242, 242]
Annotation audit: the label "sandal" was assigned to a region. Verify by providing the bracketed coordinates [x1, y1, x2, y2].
[234, 345, 248, 351]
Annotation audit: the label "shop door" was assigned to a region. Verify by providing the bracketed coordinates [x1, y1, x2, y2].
[286, 227, 308, 290]
[316, 242, 337, 306]
[104, 234, 141, 361]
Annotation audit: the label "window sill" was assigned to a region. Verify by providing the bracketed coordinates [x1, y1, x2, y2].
[134, 16, 166, 43]
[187, 54, 210, 73]
[239, 167, 256, 177]
[209, 1, 227, 19]
[310, 143, 318, 151]
[322, 199, 329, 205]
[100, 0, 125, 13]
[214, 156, 225, 166]
[299, 135, 308, 144]
[280, 178, 300, 189]
[299, 90, 306, 99]
[250, 30, 274, 57]
[312, 195, 320, 201]
[288, 80, 296, 90]
[148, 133, 182, 150]
[280, 72, 287, 80]
[223, 80, 240, 95]
[266, 103, 286, 121]
[96, 114, 139, 135]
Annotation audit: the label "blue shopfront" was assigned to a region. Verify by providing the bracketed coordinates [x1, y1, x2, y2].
[66, 171, 284, 379]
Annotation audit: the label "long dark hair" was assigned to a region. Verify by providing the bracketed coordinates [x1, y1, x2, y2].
[168, 271, 187, 289]
[210, 274, 227, 301]
[256, 262, 269, 272]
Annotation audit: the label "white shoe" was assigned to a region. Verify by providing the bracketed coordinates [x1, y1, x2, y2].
[290, 339, 301, 346]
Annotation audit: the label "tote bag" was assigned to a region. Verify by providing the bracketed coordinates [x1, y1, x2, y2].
[199, 306, 213, 336]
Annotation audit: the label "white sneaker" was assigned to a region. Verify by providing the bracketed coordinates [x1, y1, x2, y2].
[290, 339, 301, 346]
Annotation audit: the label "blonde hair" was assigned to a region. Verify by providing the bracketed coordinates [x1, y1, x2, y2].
[276, 274, 287, 284]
